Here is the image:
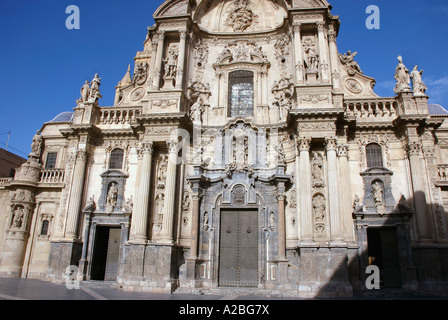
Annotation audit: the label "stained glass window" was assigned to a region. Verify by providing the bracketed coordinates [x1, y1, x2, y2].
[228, 70, 254, 117]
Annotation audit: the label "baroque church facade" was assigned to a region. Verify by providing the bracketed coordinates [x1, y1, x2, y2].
[1, 0, 448, 297]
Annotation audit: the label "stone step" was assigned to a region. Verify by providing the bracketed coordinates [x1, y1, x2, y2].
[82, 280, 120, 290]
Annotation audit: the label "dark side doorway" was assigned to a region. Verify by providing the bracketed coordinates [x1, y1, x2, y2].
[367, 227, 402, 288]
[90, 226, 121, 281]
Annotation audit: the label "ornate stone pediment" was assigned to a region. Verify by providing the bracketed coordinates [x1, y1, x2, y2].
[292, 0, 330, 8]
[194, 0, 288, 33]
[154, 0, 189, 18]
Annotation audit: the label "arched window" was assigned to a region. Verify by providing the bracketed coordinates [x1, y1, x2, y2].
[366, 143, 383, 168]
[41, 220, 49, 236]
[109, 149, 124, 169]
[228, 70, 254, 117]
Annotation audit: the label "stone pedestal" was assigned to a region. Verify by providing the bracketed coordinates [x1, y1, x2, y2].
[46, 240, 82, 283]
[119, 244, 181, 293]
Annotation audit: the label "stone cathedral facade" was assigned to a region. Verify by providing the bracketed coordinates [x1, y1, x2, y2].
[1, 0, 448, 297]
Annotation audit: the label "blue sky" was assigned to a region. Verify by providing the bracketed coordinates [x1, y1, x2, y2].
[1, 0, 448, 157]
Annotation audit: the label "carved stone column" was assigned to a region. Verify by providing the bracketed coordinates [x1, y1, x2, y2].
[159, 140, 179, 243]
[65, 150, 88, 239]
[408, 141, 434, 242]
[298, 138, 313, 243]
[338, 144, 355, 243]
[316, 22, 330, 83]
[130, 142, 154, 243]
[152, 30, 165, 90]
[326, 137, 343, 242]
[175, 30, 187, 89]
[293, 22, 304, 84]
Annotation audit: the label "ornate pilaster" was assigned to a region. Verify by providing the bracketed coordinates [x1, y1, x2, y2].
[316, 21, 330, 83]
[293, 22, 304, 84]
[175, 30, 187, 89]
[152, 30, 165, 90]
[328, 23, 340, 90]
[129, 142, 154, 243]
[337, 144, 355, 243]
[277, 193, 287, 260]
[326, 137, 343, 242]
[298, 137, 313, 243]
[407, 141, 434, 242]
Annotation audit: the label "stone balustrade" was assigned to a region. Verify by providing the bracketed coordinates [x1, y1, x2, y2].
[40, 169, 65, 184]
[99, 107, 141, 125]
[344, 98, 398, 118]
[0, 178, 12, 187]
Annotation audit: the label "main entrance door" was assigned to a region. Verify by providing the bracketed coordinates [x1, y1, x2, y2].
[367, 227, 402, 288]
[219, 210, 258, 287]
[90, 226, 121, 281]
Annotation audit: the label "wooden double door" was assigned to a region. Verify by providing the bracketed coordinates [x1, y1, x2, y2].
[218, 210, 259, 287]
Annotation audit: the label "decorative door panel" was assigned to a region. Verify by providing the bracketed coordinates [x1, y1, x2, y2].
[219, 210, 258, 287]
[104, 228, 121, 281]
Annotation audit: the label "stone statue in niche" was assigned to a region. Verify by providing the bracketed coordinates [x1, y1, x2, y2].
[203, 212, 209, 231]
[153, 192, 165, 233]
[164, 47, 178, 79]
[182, 193, 190, 212]
[303, 38, 319, 71]
[311, 153, 323, 183]
[371, 181, 386, 215]
[106, 182, 118, 212]
[11, 207, 25, 229]
[157, 154, 168, 187]
[410, 65, 428, 96]
[394, 56, 411, 94]
[313, 194, 326, 233]
[269, 211, 275, 231]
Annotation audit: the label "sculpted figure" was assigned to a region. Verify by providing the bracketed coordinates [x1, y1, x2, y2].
[12, 208, 24, 229]
[106, 183, 118, 208]
[164, 48, 178, 78]
[80, 80, 90, 102]
[394, 56, 411, 94]
[190, 97, 204, 123]
[410, 65, 428, 96]
[339, 50, 363, 74]
[89, 73, 102, 102]
[313, 195, 326, 222]
[30, 131, 43, 157]
[371, 181, 383, 205]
